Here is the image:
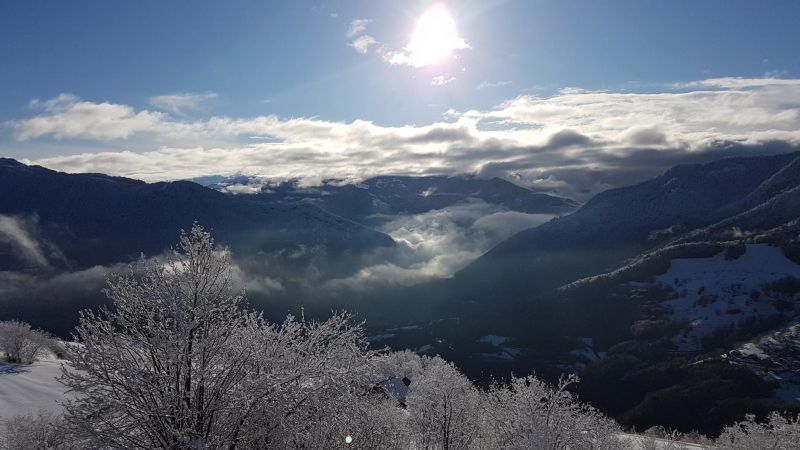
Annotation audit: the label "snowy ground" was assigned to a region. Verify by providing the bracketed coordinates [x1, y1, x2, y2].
[725, 322, 800, 403]
[474, 335, 522, 362]
[618, 433, 713, 449]
[0, 354, 70, 418]
[656, 244, 800, 351]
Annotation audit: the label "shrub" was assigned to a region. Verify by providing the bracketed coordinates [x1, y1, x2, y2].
[0, 411, 78, 450]
[0, 320, 53, 364]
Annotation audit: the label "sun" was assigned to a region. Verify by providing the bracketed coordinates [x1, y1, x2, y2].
[406, 5, 469, 67]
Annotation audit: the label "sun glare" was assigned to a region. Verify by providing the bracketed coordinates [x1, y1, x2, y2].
[406, 5, 468, 67]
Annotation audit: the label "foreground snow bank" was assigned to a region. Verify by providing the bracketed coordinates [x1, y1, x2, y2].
[0, 355, 68, 417]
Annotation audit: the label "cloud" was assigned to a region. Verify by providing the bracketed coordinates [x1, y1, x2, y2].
[477, 80, 512, 89]
[431, 76, 456, 86]
[0, 265, 115, 302]
[220, 183, 264, 195]
[8, 77, 800, 201]
[674, 77, 800, 89]
[149, 91, 218, 116]
[12, 94, 163, 141]
[323, 200, 555, 291]
[0, 215, 50, 268]
[379, 39, 469, 68]
[347, 18, 371, 37]
[349, 35, 378, 54]
[346, 8, 469, 68]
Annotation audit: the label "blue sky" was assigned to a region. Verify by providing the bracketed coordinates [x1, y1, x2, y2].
[1, 0, 799, 198]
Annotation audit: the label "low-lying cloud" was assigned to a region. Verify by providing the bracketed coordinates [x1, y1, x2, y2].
[0, 215, 53, 268]
[323, 200, 555, 292]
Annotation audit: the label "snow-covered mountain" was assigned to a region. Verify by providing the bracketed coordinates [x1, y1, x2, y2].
[725, 322, 800, 404]
[451, 151, 800, 305]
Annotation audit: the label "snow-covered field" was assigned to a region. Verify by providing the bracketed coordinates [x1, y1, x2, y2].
[656, 244, 800, 351]
[0, 355, 69, 418]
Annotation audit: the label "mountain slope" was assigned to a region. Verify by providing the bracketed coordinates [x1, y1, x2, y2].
[202, 174, 578, 225]
[0, 158, 393, 269]
[450, 152, 800, 303]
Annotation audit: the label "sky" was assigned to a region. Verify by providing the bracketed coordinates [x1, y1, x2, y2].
[2, 0, 800, 199]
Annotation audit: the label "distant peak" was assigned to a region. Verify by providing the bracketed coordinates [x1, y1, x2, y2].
[0, 158, 25, 168]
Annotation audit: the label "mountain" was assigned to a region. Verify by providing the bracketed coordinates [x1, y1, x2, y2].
[199, 174, 578, 225]
[362, 151, 800, 434]
[0, 158, 393, 270]
[450, 152, 800, 304]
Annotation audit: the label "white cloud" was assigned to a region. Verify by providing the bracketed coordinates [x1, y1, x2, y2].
[347, 18, 371, 37]
[221, 183, 264, 195]
[431, 75, 455, 86]
[323, 200, 555, 291]
[0, 215, 50, 268]
[349, 35, 378, 54]
[12, 94, 163, 141]
[8, 77, 800, 201]
[149, 91, 217, 116]
[675, 77, 800, 89]
[477, 80, 512, 89]
[347, 8, 469, 68]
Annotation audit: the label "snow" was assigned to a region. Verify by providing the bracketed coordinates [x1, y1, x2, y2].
[474, 351, 518, 362]
[618, 433, 712, 449]
[386, 325, 421, 332]
[477, 335, 508, 346]
[725, 322, 800, 403]
[656, 244, 800, 351]
[568, 347, 604, 364]
[416, 344, 434, 354]
[0, 354, 70, 418]
[368, 333, 396, 342]
[474, 335, 521, 362]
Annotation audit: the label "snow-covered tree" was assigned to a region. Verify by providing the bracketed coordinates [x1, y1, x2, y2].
[405, 356, 482, 450]
[0, 320, 52, 364]
[481, 374, 626, 450]
[225, 313, 377, 448]
[0, 410, 80, 450]
[59, 225, 376, 449]
[716, 412, 800, 450]
[60, 225, 257, 448]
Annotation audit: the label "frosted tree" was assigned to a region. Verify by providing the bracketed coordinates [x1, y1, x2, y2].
[227, 313, 378, 448]
[0, 410, 81, 450]
[0, 320, 52, 364]
[481, 374, 626, 450]
[60, 225, 258, 448]
[405, 356, 481, 450]
[716, 412, 800, 450]
[59, 225, 377, 449]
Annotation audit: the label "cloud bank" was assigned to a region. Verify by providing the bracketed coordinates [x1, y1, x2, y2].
[324, 200, 555, 292]
[5, 78, 800, 200]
